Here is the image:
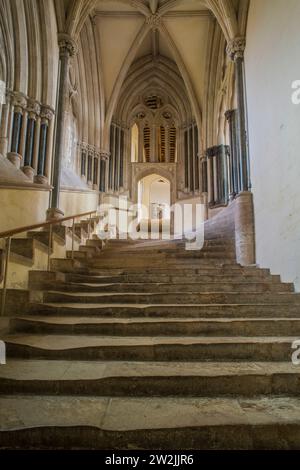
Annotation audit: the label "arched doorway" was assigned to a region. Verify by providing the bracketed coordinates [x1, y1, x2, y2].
[137, 173, 171, 223]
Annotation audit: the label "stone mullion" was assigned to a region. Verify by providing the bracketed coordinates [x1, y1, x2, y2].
[150, 124, 156, 162]
[165, 126, 170, 163]
[138, 123, 144, 162]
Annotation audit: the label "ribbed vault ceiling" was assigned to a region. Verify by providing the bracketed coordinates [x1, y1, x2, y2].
[92, 0, 214, 117]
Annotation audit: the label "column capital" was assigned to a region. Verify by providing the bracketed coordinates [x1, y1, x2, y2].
[58, 34, 78, 58]
[27, 98, 41, 119]
[100, 150, 110, 161]
[80, 142, 89, 152]
[40, 105, 55, 123]
[11, 91, 27, 111]
[226, 37, 246, 61]
[88, 144, 95, 156]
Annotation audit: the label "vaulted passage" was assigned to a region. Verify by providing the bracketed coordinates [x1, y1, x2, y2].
[0, 0, 300, 451]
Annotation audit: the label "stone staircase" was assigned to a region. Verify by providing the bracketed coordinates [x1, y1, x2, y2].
[1, 234, 300, 449]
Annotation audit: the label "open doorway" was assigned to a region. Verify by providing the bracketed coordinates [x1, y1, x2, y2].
[137, 174, 171, 222]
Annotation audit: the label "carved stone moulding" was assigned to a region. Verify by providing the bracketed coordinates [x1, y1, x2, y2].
[11, 91, 27, 112]
[58, 33, 78, 58]
[40, 105, 55, 122]
[22, 165, 35, 182]
[26, 98, 41, 117]
[146, 14, 162, 31]
[34, 174, 48, 185]
[206, 145, 230, 158]
[226, 37, 246, 61]
[7, 152, 22, 169]
[100, 150, 110, 161]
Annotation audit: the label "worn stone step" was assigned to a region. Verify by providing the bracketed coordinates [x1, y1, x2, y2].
[50, 258, 85, 273]
[42, 281, 294, 294]
[0, 361, 300, 397]
[42, 291, 300, 305]
[65, 272, 280, 284]
[79, 245, 101, 255]
[89, 255, 235, 269]
[10, 316, 300, 337]
[2, 395, 300, 449]
[4, 334, 297, 361]
[28, 302, 300, 318]
[83, 266, 270, 276]
[101, 246, 236, 255]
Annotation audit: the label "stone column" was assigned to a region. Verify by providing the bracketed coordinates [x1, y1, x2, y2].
[35, 106, 54, 184]
[110, 124, 116, 191]
[234, 191, 256, 265]
[115, 126, 120, 192]
[119, 129, 124, 190]
[93, 152, 100, 190]
[0, 100, 10, 157]
[32, 115, 41, 172]
[19, 109, 28, 161]
[7, 92, 27, 169]
[80, 144, 87, 178]
[45, 108, 55, 182]
[227, 38, 255, 265]
[22, 100, 40, 182]
[227, 38, 251, 192]
[87, 145, 94, 187]
[100, 150, 110, 193]
[48, 34, 78, 220]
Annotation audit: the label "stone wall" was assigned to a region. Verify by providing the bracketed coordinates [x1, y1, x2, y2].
[245, 0, 300, 290]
